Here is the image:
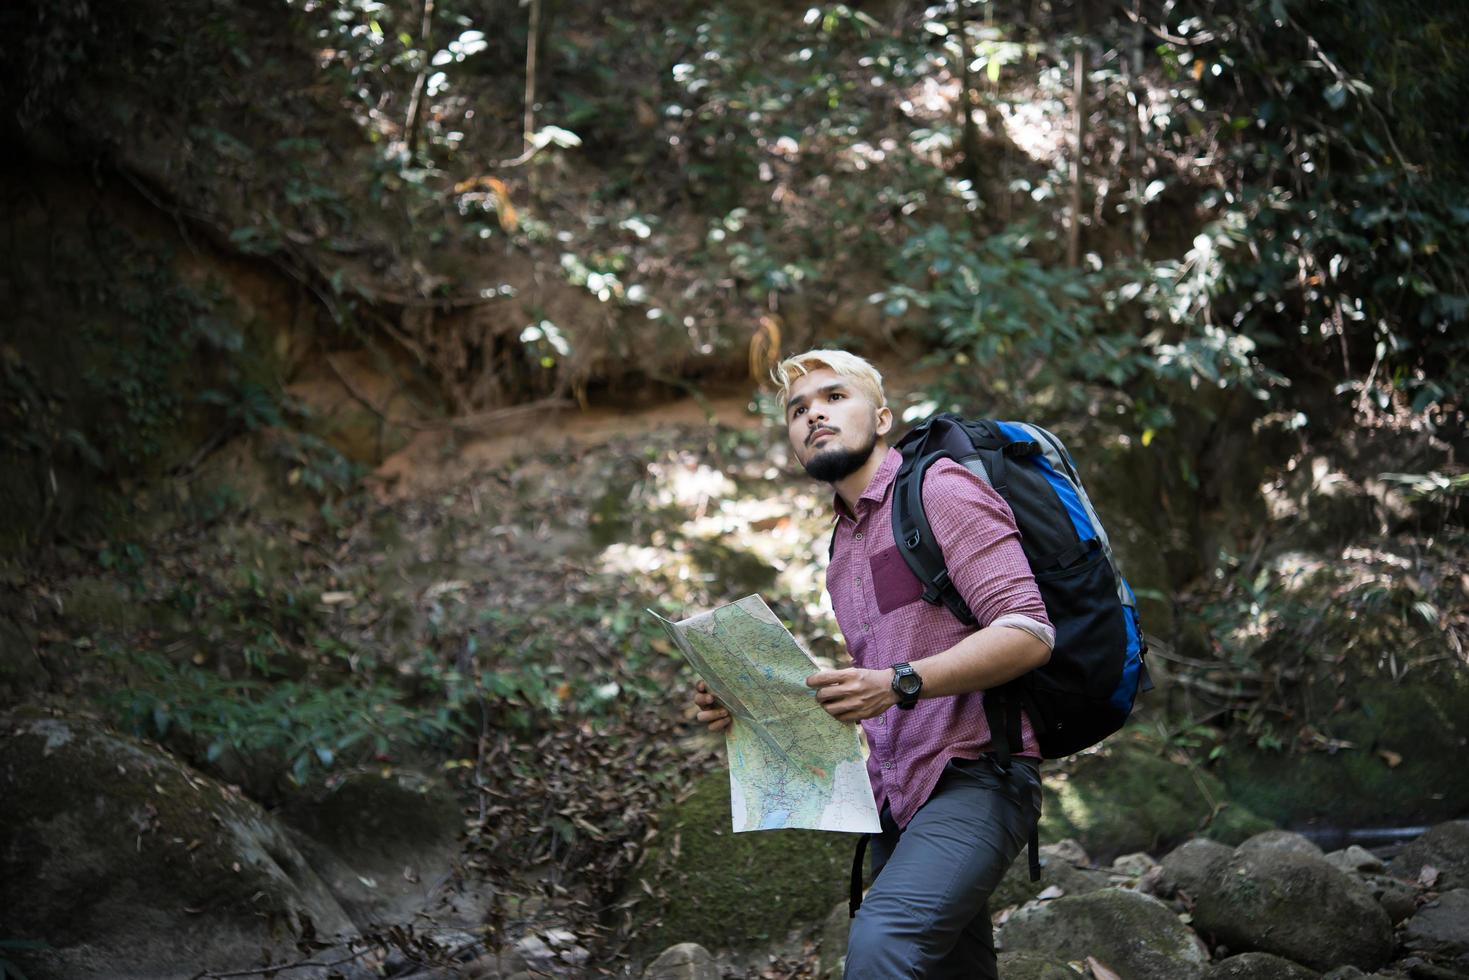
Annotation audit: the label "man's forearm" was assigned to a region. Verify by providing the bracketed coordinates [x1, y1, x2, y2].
[907, 625, 1051, 699]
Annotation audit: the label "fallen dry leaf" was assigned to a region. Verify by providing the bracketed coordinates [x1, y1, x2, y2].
[1419, 864, 1440, 888]
[1086, 956, 1123, 980]
[1378, 749, 1403, 768]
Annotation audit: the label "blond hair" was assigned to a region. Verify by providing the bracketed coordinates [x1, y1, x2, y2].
[772, 349, 886, 410]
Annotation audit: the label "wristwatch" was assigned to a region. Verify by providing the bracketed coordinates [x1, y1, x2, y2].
[891, 662, 922, 710]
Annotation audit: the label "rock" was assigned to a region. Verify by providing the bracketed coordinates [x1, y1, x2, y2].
[1113, 851, 1161, 878]
[1047, 838, 1093, 867]
[1402, 889, 1469, 963]
[996, 950, 1084, 978]
[643, 942, 720, 980]
[1394, 960, 1469, 980]
[1394, 822, 1469, 890]
[1318, 969, 1366, 980]
[631, 769, 852, 956]
[0, 713, 354, 980]
[1237, 830, 1325, 858]
[817, 900, 848, 980]
[1364, 872, 1423, 924]
[998, 888, 1208, 980]
[1205, 951, 1320, 979]
[1158, 838, 1235, 899]
[513, 930, 589, 973]
[1325, 845, 1386, 875]
[280, 767, 470, 928]
[1191, 849, 1393, 972]
[992, 841, 1113, 910]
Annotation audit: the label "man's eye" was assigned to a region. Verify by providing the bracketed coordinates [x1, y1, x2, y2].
[793, 406, 806, 417]
[831, 393, 844, 400]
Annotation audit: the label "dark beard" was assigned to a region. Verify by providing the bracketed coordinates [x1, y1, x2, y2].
[803, 432, 878, 483]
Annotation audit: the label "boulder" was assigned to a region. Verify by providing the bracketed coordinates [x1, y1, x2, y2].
[1158, 838, 1235, 899]
[1191, 849, 1392, 972]
[1325, 845, 1385, 875]
[1236, 830, 1324, 858]
[1112, 851, 1161, 878]
[998, 888, 1208, 980]
[1394, 822, 1469, 890]
[280, 767, 470, 927]
[1364, 872, 1422, 924]
[0, 713, 354, 980]
[997, 950, 1084, 979]
[1205, 951, 1319, 979]
[631, 769, 851, 956]
[1402, 889, 1469, 964]
[643, 942, 720, 980]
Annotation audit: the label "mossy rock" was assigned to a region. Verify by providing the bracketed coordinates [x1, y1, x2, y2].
[634, 768, 852, 957]
[997, 950, 1085, 979]
[0, 713, 353, 979]
[998, 888, 1208, 979]
[1191, 849, 1392, 972]
[1041, 736, 1273, 859]
[1216, 669, 1469, 828]
[279, 767, 465, 925]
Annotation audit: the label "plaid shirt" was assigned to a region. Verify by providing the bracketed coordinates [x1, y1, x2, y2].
[826, 448, 1049, 827]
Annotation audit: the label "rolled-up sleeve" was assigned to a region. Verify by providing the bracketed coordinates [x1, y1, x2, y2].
[920, 459, 1052, 636]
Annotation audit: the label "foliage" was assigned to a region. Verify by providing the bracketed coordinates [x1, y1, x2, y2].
[1151, 0, 1469, 415]
[101, 645, 453, 786]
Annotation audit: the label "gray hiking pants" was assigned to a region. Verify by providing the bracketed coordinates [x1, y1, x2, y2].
[845, 755, 1042, 980]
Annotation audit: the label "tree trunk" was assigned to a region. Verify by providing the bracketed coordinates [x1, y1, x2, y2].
[1067, 31, 1087, 269]
[523, 0, 542, 154]
[403, 0, 436, 158]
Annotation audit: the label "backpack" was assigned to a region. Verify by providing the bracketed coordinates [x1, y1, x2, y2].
[889, 414, 1151, 764]
[845, 414, 1151, 911]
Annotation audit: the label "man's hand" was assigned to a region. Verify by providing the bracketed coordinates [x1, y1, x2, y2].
[806, 668, 897, 723]
[693, 679, 732, 733]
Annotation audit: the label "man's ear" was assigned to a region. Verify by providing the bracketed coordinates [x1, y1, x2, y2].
[875, 406, 893, 437]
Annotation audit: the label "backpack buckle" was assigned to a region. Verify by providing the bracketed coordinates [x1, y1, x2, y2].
[904, 529, 921, 550]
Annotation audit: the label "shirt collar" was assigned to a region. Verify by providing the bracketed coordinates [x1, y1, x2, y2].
[833, 447, 902, 522]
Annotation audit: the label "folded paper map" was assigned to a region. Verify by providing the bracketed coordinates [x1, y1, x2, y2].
[650, 595, 880, 834]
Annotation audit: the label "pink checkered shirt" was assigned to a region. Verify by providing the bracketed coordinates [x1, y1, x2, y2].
[826, 447, 1049, 828]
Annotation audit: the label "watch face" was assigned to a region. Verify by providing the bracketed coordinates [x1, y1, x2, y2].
[897, 673, 921, 695]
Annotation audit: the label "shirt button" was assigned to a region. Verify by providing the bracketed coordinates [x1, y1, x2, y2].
[881, 762, 894, 771]
[854, 532, 864, 541]
[863, 623, 872, 632]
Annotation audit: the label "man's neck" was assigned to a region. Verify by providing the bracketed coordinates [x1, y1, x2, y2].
[832, 442, 889, 513]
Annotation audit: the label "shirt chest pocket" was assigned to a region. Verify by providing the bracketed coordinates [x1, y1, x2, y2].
[870, 545, 924, 614]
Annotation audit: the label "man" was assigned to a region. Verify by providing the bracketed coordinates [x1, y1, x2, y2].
[693, 349, 1054, 979]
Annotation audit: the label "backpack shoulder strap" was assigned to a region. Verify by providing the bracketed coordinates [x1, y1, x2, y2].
[891, 451, 978, 627]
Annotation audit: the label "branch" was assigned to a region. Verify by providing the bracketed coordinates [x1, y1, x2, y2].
[188, 945, 370, 980]
[1118, 3, 1216, 46]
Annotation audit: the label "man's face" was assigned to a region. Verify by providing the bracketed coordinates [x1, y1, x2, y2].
[784, 367, 891, 483]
